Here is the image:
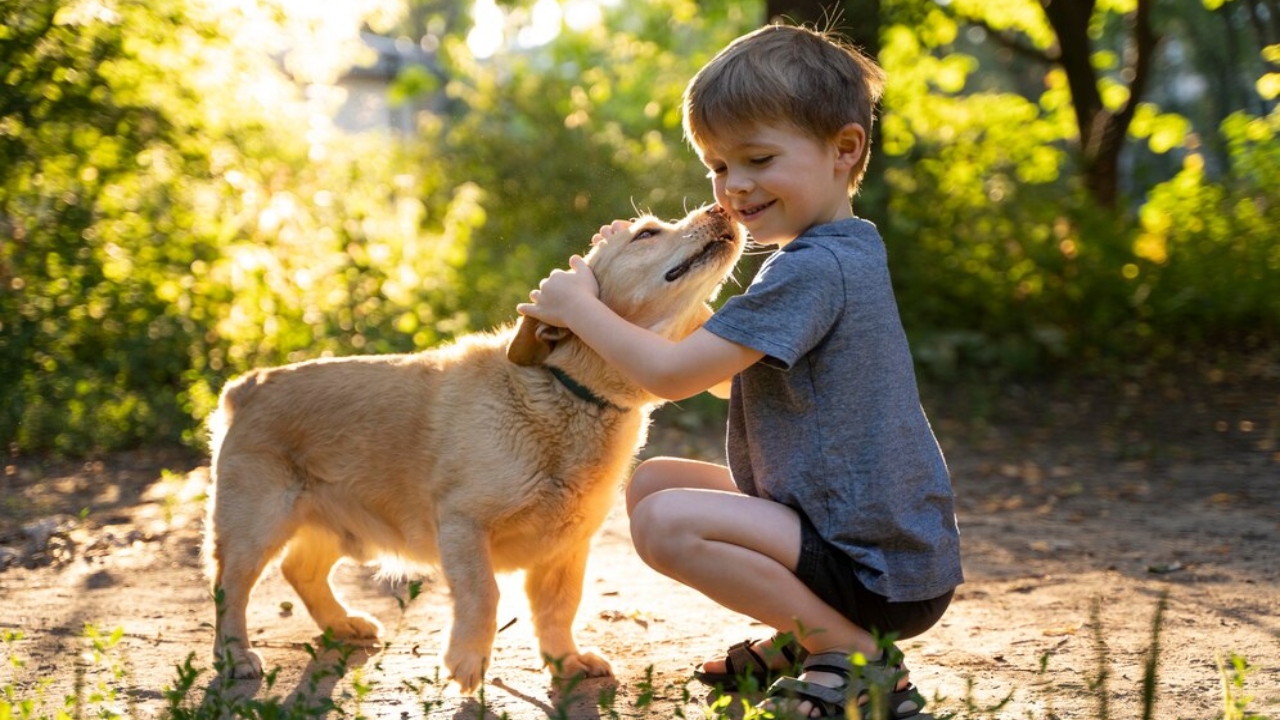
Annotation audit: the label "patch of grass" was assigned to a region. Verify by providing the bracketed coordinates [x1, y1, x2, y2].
[2, 595, 1273, 720]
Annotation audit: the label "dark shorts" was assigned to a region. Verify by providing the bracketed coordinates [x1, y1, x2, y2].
[795, 513, 953, 639]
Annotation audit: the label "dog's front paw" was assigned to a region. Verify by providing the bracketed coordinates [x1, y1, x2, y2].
[550, 650, 613, 680]
[219, 646, 265, 679]
[327, 612, 382, 640]
[445, 649, 488, 694]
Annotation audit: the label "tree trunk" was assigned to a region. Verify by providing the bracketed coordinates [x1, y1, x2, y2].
[1041, 0, 1156, 209]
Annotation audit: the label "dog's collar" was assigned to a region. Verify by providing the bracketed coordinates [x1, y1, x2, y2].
[547, 366, 628, 413]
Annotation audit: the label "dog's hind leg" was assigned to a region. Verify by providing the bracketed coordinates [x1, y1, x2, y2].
[281, 525, 382, 641]
[208, 455, 301, 679]
[526, 544, 612, 680]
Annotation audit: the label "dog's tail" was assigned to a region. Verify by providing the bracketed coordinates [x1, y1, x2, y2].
[207, 371, 263, 437]
[202, 370, 265, 583]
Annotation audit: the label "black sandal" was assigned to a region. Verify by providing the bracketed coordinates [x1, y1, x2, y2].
[692, 633, 808, 691]
[761, 645, 926, 719]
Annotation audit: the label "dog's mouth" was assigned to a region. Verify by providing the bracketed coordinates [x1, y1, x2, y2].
[664, 230, 737, 283]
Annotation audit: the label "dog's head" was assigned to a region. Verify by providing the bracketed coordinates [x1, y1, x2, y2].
[508, 204, 744, 366]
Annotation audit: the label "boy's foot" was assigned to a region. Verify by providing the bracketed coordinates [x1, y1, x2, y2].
[759, 646, 924, 719]
[693, 633, 807, 691]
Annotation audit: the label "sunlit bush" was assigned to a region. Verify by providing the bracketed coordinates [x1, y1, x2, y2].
[428, 0, 760, 330]
[1131, 108, 1280, 345]
[877, 13, 1280, 378]
[0, 0, 478, 453]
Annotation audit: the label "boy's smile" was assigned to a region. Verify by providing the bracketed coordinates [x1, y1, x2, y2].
[697, 122, 862, 246]
[734, 198, 775, 222]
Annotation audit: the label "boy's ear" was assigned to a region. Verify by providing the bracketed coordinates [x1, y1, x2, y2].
[833, 122, 867, 171]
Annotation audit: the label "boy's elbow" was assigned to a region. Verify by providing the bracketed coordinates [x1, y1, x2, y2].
[706, 379, 732, 399]
[648, 380, 696, 402]
[644, 369, 703, 402]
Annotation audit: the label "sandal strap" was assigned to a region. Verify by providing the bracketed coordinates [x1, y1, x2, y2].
[799, 647, 909, 703]
[803, 651, 858, 671]
[854, 644, 909, 689]
[762, 645, 922, 720]
[766, 676, 848, 716]
[770, 632, 807, 665]
[723, 638, 768, 676]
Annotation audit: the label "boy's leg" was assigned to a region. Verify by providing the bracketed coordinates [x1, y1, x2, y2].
[629, 485, 879, 659]
[627, 460, 914, 716]
[628, 459, 794, 677]
[624, 456, 739, 516]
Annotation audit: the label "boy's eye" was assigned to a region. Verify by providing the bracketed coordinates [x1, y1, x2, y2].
[750, 155, 773, 165]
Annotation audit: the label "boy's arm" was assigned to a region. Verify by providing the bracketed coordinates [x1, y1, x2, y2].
[517, 256, 761, 401]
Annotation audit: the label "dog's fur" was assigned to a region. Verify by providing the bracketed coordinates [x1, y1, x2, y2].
[204, 205, 743, 691]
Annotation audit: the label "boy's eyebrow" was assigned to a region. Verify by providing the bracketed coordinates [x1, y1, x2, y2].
[700, 135, 776, 157]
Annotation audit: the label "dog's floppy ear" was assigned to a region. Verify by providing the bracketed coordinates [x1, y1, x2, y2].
[507, 315, 571, 366]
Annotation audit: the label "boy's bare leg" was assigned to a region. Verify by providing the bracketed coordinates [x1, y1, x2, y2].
[628, 458, 909, 715]
[625, 456, 738, 515]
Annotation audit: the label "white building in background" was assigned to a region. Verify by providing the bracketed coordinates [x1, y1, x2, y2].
[330, 32, 440, 135]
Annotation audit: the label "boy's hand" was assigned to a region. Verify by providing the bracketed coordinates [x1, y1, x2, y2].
[591, 219, 632, 246]
[516, 255, 598, 328]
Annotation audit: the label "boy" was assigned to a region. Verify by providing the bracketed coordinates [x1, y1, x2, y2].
[517, 23, 962, 719]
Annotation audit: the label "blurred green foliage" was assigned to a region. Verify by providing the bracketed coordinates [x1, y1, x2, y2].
[428, 0, 758, 329]
[1, 0, 1276, 456]
[875, 6, 1280, 377]
[0, 0, 478, 453]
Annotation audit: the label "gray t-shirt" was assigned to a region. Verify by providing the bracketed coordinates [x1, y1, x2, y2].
[703, 217, 963, 602]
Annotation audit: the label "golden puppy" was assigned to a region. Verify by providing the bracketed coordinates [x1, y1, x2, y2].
[204, 204, 743, 691]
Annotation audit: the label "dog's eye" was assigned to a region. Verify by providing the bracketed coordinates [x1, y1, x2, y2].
[632, 228, 659, 241]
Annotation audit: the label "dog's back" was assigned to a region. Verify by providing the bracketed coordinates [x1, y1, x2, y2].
[207, 329, 643, 569]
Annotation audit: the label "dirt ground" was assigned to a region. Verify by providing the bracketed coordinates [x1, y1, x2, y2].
[2, 365, 1278, 719]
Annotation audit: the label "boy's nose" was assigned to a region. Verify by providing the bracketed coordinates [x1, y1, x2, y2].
[723, 169, 752, 194]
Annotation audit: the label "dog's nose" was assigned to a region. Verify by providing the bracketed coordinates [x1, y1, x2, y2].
[708, 205, 727, 216]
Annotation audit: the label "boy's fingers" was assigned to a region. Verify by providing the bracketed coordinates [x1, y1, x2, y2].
[592, 220, 632, 245]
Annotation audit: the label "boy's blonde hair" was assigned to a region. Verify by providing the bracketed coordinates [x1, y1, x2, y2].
[682, 24, 886, 193]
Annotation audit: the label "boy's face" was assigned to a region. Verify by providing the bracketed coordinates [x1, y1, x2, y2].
[696, 121, 860, 246]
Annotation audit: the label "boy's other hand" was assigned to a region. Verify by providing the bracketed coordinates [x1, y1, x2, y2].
[591, 219, 633, 246]
[516, 255, 598, 328]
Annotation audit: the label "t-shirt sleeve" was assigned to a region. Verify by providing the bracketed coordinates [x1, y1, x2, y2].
[703, 244, 844, 370]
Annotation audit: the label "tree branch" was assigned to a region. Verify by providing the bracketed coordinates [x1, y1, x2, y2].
[1115, 0, 1158, 129]
[960, 13, 1058, 66]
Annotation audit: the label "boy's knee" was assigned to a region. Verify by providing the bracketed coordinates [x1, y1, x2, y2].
[625, 459, 663, 516]
[628, 494, 670, 567]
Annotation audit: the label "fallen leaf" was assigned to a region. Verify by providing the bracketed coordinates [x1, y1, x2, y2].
[1043, 623, 1081, 636]
[599, 609, 651, 629]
